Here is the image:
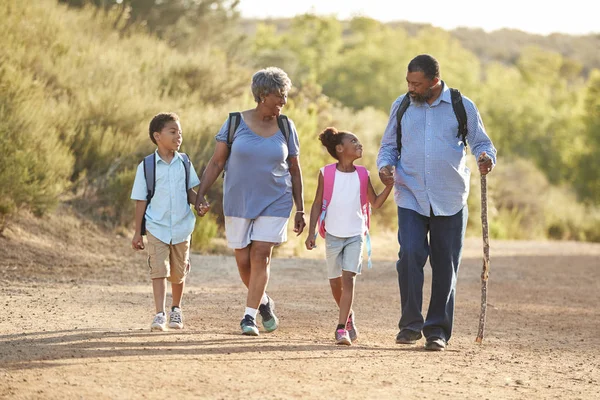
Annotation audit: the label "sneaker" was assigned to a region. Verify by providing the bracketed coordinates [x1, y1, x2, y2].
[168, 308, 183, 329]
[150, 312, 167, 332]
[335, 328, 352, 346]
[258, 296, 279, 332]
[424, 337, 446, 351]
[240, 314, 259, 336]
[395, 329, 422, 344]
[346, 312, 358, 342]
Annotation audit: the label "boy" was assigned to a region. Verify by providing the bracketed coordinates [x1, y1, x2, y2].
[131, 112, 200, 331]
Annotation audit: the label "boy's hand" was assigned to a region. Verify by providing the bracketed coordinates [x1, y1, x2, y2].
[195, 196, 210, 217]
[305, 236, 316, 250]
[132, 234, 144, 250]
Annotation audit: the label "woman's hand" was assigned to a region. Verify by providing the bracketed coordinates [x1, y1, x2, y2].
[195, 195, 210, 217]
[293, 211, 306, 235]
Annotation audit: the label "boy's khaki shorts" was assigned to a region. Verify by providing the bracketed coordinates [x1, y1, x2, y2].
[146, 232, 190, 283]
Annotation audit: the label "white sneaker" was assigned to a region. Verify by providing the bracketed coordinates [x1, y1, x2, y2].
[168, 308, 183, 329]
[151, 312, 167, 331]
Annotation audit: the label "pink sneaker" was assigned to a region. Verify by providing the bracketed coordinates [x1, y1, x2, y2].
[346, 313, 358, 342]
[335, 328, 351, 346]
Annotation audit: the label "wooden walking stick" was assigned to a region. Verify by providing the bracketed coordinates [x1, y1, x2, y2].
[476, 155, 491, 343]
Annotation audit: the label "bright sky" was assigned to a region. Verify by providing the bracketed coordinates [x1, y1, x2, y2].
[238, 0, 599, 36]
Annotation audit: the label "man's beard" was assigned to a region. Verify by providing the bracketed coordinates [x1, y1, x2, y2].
[409, 87, 433, 103]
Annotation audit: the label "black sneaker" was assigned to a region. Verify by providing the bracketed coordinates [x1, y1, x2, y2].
[424, 337, 446, 351]
[258, 296, 279, 332]
[395, 329, 423, 344]
[240, 314, 259, 336]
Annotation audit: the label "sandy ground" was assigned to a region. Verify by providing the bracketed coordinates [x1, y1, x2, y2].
[1, 211, 600, 399]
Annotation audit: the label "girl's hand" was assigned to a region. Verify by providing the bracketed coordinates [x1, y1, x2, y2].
[305, 236, 316, 250]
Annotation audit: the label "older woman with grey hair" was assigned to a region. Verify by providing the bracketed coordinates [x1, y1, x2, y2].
[195, 67, 305, 336]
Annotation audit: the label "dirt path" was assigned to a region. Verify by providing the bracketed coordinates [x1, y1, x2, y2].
[1, 238, 600, 399]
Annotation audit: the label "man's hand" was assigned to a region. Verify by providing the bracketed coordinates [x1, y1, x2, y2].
[378, 165, 395, 186]
[478, 152, 494, 175]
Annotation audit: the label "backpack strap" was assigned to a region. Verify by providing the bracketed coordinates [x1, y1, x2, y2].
[395, 94, 411, 157]
[141, 153, 156, 236]
[226, 112, 242, 149]
[450, 88, 468, 148]
[277, 114, 291, 144]
[179, 152, 192, 203]
[355, 165, 372, 268]
[317, 163, 337, 239]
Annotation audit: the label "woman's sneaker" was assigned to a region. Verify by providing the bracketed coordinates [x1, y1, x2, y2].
[168, 308, 183, 329]
[240, 314, 259, 336]
[258, 296, 279, 332]
[335, 328, 352, 346]
[150, 312, 167, 331]
[346, 313, 358, 342]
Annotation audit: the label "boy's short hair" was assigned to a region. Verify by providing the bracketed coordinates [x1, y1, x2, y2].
[149, 112, 180, 144]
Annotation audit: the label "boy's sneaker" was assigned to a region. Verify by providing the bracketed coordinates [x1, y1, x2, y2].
[346, 312, 358, 342]
[335, 328, 352, 346]
[240, 314, 259, 336]
[258, 296, 279, 332]
[168, 308, 183, 329]
[150, 312, 167, 331]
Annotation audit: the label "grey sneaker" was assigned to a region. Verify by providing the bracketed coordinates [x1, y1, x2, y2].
[151, 312, 167, 331]
[424, 337, 446, 351]
[258, 296, 279, 332]
[240, 315, 259, 336]
[346, 312, 358, 342]
[168, 308, 183, 329]
[395, 329, 422, 344]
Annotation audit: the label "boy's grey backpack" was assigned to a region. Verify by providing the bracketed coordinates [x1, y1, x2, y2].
[141, 152, 191, 236]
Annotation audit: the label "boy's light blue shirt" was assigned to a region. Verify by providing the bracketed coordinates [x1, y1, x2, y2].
[377, 82, 497, 217]
[131, 151, 200, 245]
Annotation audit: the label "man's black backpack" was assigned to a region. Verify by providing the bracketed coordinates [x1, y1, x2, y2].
[140, 152, 191, 236]
[395, 88, 468, 155]
[226, 112, 292, 149]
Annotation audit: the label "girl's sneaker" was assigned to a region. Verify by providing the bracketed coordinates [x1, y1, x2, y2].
[346, 313, 358, 342]
[335, 328, 352, 346]
[240, 314, 259, 336]
[151, 312, 167, 331]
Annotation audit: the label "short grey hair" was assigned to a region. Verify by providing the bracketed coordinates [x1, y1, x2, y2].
[251, 67, 292, 103]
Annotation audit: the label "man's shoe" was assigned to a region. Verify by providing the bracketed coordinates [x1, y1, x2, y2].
[424, 337, 446, 351]
[258, 296, 279, 332]
[168, 308, 183, 329]
[335, 328, 352, 346]
[346, 312, 358, 342]
[150, 312, 167, 332]
[395, 329, 422, 344]
[240, 314, 259, 336]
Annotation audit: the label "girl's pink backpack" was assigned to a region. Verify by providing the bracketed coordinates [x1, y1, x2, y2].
[316, 163, 372, 267]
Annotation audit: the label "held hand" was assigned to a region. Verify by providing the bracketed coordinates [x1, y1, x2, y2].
[293, 212, 306, 236]
[378, 166, 395, 186]
[195, 196, 210, 217]
[131, 234, 144, 251]
[478, 152, 493, 175]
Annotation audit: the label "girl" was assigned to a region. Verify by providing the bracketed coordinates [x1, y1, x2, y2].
[305, 127, 393, 345]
